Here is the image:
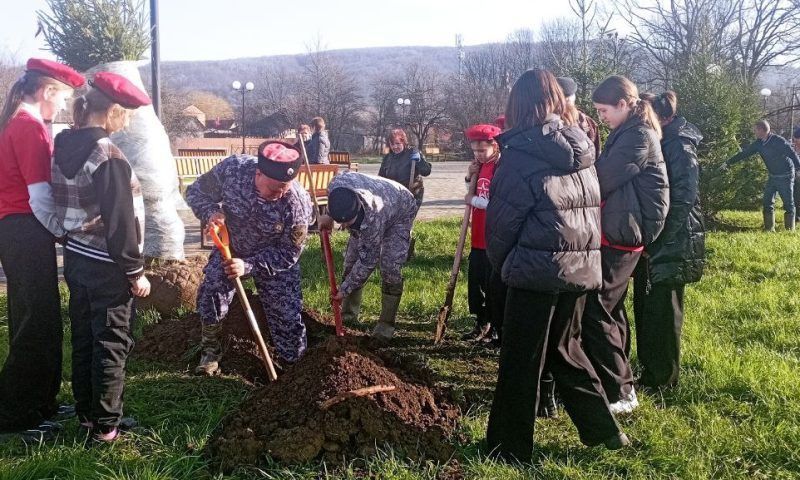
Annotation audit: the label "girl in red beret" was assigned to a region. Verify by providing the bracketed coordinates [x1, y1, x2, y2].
[461, 124, 504, 345]
[0, 58, 84, 441]
[51, 71, 151, 443]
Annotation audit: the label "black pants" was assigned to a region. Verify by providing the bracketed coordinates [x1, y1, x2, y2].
[488, 268, 507, 340]
[486, 288, 619, 462]
[794, 176, 800, 221]
[64, 250, 135, 430]
[468, 248, 491, 327]
[632, 258, 685, 388]
[581, 246, 639, 403]
[0, 214, 62, 431]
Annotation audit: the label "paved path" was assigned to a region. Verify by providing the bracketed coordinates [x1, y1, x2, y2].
[0, 161, 469, 286]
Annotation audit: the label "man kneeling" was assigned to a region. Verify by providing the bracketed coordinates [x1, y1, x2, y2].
[186, 141, 313, 375]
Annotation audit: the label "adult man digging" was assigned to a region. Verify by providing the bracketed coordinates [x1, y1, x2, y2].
[186, 141, 313, 375]
[318, 172, 417, 341]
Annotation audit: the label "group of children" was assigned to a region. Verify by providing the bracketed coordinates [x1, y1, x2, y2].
[0, 58, 152, 443]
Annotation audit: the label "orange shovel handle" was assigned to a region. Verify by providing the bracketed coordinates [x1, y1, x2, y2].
[208, 223, 232, 259]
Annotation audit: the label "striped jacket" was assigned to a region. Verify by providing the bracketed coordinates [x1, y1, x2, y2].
[51, 127, 145, 278]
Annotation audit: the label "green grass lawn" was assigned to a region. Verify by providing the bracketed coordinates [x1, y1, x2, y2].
[1, 211, 799, 479]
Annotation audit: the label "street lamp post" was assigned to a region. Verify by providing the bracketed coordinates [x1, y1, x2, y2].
[760, 88, 772, 115]
[396, 97, 411, 125]
[232, 80, 255, 154]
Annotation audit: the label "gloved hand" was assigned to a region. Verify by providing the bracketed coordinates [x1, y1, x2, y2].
[410, 151, 421, 162]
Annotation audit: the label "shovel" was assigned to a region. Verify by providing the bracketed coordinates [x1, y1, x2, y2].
[209, 223, 278, 381]
[297, 138, 345, 336]
[434, 174, 478, 344]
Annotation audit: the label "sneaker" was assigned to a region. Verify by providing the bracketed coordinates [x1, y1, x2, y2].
[602, 432, 630, 450]
[91, 427, 119, 443]
[479, 327, 499, 344]
[536, 397, 559, 419]
[461, 323, 491, 342]
[609, 387, 639, 415]
[195, 351, 222, 376]
[51, 404, 76, 421]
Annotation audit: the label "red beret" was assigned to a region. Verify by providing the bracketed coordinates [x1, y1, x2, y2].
[91, 72, 151, 109]
[26, 58, 85, 89]
[257, 141, 302, 181]
[465, 124, 501, 142]
[494, 115, 506, 129]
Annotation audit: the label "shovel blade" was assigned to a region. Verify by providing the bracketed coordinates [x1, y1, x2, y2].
[434, 305, 451, 344]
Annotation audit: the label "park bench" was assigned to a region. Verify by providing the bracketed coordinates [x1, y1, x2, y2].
[175, 156, 227, 192]
[329, 151, 358, 171]
[198, 163, 340, 249]
[177, 148, 228, 157]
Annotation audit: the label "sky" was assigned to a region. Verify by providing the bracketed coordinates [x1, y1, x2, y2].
[0, 0, 605, 63]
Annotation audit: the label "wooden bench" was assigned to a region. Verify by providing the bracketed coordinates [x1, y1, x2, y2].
[175, 156, 227, 192]
[177, 148, 228, 157]
[198, 163, 340, 249]
[329, 151, 358, 171]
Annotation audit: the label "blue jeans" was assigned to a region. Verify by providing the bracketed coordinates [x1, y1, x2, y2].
[763, 173, 795, 218]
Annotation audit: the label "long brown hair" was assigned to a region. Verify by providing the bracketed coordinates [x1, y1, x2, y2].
[592, 75, 662, 138]
[0, 71, 68, 132]
[504, 69, 577, 130]
[640, 90, 677, 122]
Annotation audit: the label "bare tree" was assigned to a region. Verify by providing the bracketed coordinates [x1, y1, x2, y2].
[446, 44, 509, 135]
[0, 51, 22, 109]
[366, 78, 400, 153]
[732, 0, 800, 87]
[391, 64, 448, 151]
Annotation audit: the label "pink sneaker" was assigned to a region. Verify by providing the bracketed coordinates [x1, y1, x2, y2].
[92, 427, 119, 443]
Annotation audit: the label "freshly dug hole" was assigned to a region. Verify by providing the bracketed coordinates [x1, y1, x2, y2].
[205, 336, 461, 469]
[134, 292, 337, 383]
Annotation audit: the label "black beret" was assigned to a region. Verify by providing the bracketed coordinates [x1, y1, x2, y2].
[557, 76, 578, 97]
[328, 188, 361, 223]
[257, 141, 302, 181]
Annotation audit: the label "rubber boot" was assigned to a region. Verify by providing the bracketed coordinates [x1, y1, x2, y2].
[785, 212, 796, 231]
[763, 210, 775, 232]
[372, 282, 402, 342]
[407, 235, 416, 261]
[341, 287, 363, 324]
[195, 323, 222, 376]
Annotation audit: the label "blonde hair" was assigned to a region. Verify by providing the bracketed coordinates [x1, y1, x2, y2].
[592, 75, 662, 138]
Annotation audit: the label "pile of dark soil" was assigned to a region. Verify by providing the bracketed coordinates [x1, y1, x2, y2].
[136, 256, 207, 316]
[134, 293, 337, 383]
[206, 336, 461, 469]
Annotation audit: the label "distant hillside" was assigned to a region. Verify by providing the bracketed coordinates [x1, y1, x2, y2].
[139, 45, 472, 101]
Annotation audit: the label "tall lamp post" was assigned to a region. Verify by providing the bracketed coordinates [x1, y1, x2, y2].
[232, 80, 255, 154]
[149, 0, 161, 119]
[397, 97, 411, 125]
[760, 88, 772, 115]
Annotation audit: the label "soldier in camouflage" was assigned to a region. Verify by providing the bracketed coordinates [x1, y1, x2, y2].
[318, 172, 417, 341]
[186, 141, 313, 375]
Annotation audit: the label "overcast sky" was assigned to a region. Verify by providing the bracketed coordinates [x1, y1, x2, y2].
[1, 0, 626, 63]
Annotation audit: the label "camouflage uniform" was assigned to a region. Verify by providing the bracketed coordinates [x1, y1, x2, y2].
[331, 173, 416, 339]
[186, 155, 313, 363]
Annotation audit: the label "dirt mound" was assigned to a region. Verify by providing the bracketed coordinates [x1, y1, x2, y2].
[206, 336, 461, 469]
[134, 293, 338, 383]
[136, 256, 206, 316]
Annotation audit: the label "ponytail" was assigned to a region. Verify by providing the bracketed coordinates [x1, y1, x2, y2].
[72, 88, 115, 129]
[634, 99, 662, 139]
[0, 78, 26, 132]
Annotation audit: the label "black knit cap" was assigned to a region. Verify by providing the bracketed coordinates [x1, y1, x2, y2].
[257, 141, 302, 181]
[328, 188, 361, 222]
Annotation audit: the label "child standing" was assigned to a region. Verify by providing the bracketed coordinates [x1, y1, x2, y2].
[51, 72, 152, 442]
[461, 124, 502, 343]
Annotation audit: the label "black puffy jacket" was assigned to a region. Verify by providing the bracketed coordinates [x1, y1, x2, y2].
[597, 115, 669, 247]
[378, 147, 432, 203]
[646, 117, 705, 285]
[486, 116, 602, 293]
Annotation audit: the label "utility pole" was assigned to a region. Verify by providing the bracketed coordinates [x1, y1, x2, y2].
[790, 85, 799, 136]
[455, 34, 464, 78]
[149, 0, 161, 119]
